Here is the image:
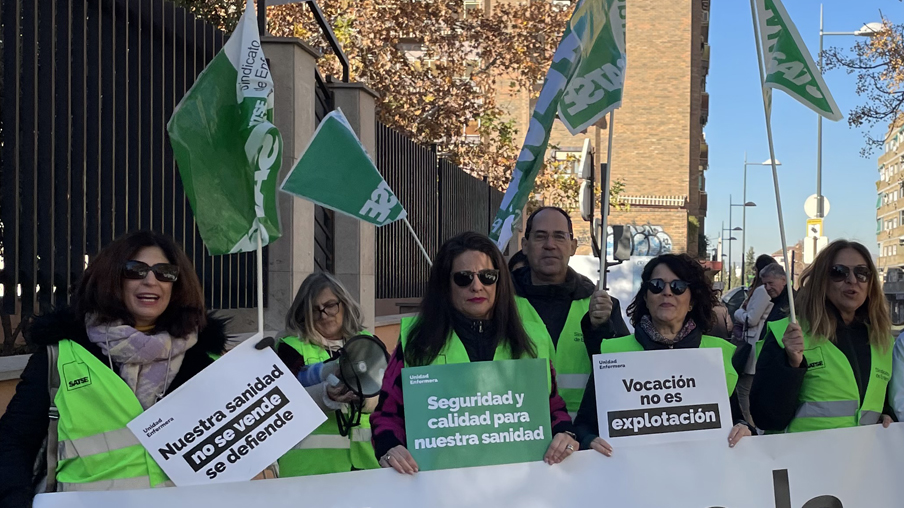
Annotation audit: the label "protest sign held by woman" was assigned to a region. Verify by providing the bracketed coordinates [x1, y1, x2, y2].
[370, 232, 578, 474]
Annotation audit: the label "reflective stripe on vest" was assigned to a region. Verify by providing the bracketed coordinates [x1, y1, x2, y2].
[59, 476, 151, 492]
[290, 434, 351, 450]
[398, 317, 555, 392]
[277, 334, 380, 475]
[53, 340, 170, 490]
[766, 318, 893, 433]
[599, 335, 738, 395]
[351, 426, 372, 443]
[58, 427, 141, 461]
[556, 373, 591, 390]
[515, 296, 591, 413]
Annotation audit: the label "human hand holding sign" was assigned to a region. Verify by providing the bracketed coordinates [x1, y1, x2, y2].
[782, 322, 805, 368]
[543, 432, 579, 464]
[380, 445, 419, 475]
[590, 436, 613, 457]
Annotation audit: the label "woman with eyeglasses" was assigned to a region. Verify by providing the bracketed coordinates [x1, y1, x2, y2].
[750, 240, 896, 433]
[370, 232, 578, 474]
[0, 231, 232, 504]
[574, 254, 753, 456]
[274, 272, 382, 476]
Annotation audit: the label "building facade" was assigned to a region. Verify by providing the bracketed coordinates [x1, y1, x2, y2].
[876, 121, 904, 324]
[493, 0, 711, 257]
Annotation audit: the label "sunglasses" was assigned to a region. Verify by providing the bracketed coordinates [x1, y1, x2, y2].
[647, 278, 689, 296]
[452, 269, 500, 288]
[829, 264, 870, 284]
[122, 260, 180, 283]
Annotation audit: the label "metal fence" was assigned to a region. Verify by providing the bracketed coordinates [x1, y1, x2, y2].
[374, 122, 504, 299]
[0, 0, 263, 317]
[313, 73, 335, 273]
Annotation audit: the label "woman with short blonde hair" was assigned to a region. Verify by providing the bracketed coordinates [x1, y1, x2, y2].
[751, 240, 895, 433]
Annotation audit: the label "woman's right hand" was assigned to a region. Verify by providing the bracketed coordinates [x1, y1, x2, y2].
[326, 383, 359, 404]
[783, 322, 805, 368]
[379, 445, 419, 475]
[590, 437, 613, 457]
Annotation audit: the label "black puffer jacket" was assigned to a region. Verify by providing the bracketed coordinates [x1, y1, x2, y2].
[512, 266, 629, 346]
[0, 307, 229, 508]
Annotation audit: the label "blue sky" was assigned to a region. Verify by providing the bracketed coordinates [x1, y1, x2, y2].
[705, 0, 896, 264]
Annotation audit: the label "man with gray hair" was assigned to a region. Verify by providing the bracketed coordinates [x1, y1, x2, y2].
[759, 263, 791, 339]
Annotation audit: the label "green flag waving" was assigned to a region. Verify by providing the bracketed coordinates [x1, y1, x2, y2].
[490, 0, 626, 249]
[280, 109, 407, 226]
[167, 0, 282, 255]
[755, 0, 842, 121]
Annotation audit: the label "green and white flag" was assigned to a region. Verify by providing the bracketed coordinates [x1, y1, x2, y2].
[280, 109, 407, 226]
[167, 0, 282, 255]
[755, 0, 842, 121]
[490, 0, 626, 249]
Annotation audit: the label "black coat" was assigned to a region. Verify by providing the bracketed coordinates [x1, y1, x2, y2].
[0, 308, 228, 508]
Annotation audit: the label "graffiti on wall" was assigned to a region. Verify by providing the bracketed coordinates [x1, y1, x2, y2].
[609, 224, 673, 257]
[573, 220, 674, 257]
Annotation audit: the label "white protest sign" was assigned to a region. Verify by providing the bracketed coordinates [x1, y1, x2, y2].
[127, 336, 326, 486]
[35, 425, 904, 508]
[593, 348, 732, 446]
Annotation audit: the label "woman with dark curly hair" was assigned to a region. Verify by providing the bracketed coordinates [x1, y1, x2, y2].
[0, 231, 233, 505]
[573, 254, 754, 456]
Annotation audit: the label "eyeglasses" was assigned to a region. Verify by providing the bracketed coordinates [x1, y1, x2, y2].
[646, 278, 689, 296]
[452, 269, 500, 288]
[529, 231, 571, 244]
[828, 265, 871, 284]
[122, 260, 179, 283]
[315, 300, 342, 318]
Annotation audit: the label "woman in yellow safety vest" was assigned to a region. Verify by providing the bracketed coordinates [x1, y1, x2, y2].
[275, 272, 382, 476]
[370, 232, 579, 474]
[573, 254, 754, 456]
[0, 231, 240, 506]
[750, 240, 895, 433]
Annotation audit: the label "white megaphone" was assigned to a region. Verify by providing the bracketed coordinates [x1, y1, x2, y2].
[296, 334, 389, 398]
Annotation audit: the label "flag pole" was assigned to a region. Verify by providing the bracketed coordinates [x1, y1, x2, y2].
[256, 231, 265, 337]
[599, 110, 615, 290]
[750, 0, 796, 323]
[403, 217, 432, 267]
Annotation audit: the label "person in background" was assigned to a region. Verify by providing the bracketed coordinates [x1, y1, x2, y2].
[574, 254, 753, 456]
[759, 263, 791, 339]
[0, 231, 231, 506]
[371, 232, 578, 474]
[750, 240, 895, 433]
[275, 272, 381, 476]
[513, 207, 629, 417]
[508, 250, 528, 272]
[732, 259, 778, 424]
[710, 289, 733, 340]
[891, 331, 904, 421]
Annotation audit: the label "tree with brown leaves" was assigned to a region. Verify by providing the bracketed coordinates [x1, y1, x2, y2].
[824, 17, 904, 155]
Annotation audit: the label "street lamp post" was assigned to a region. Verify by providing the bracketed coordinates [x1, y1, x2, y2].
[723, 201, 742, 289]
[817, 6, 882, 219]
[742, 155, 778, 283]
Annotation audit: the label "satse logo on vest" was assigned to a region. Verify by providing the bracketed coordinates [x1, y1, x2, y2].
[63, 361, 92, 390]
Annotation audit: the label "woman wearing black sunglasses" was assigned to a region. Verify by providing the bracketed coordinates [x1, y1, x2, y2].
[750, 240, 895, 433]
[574, 254, 754, 456]
[0, 231, 233, 504]
[370, 232, 578, 474]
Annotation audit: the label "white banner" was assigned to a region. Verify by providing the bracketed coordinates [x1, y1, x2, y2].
[593, 349, 732, 446]
[35, 425, 904, 507]
[126, 336, 326, 486]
